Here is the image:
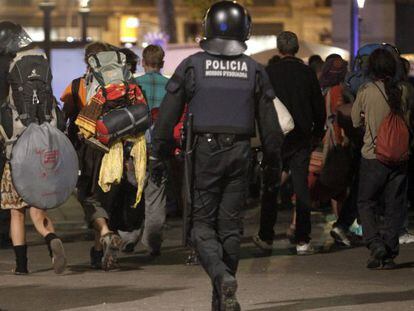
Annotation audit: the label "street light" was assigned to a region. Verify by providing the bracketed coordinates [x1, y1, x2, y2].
[350, 0, 366, 64]
[78, 0, 91, 43]
[357, 0, 366, 9]
[39, 1, 56, 60]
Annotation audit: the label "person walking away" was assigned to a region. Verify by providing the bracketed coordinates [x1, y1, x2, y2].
[398, 57, 414, 245]
[61, 42, 125, 270]
[352, 49, 409, 269]
[0, 22, 66, 275]
[308, 54, 324, 79]
[253, 31, 325, 255]
[103, 48, 145, 253]
[317, 56, 359, 247]
[136, 44, 170, 256]
[151, 2, 283, 309]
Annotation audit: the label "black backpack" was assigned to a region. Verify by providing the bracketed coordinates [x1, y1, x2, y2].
[8, 53, 54, 126]
[0, 50, 64, 158]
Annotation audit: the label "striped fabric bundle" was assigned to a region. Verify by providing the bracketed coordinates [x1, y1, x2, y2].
[75, 83, 146, 138]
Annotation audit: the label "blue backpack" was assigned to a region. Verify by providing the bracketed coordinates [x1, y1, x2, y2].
[345, 43, 403, 98]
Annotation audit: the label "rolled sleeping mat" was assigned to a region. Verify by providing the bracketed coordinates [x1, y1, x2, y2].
[96, 104, 150, 145]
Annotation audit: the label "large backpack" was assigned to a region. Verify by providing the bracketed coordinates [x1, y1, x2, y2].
[0, 50, 78, 209]
[345, 43, 404, 98]
[0, 49, 64, 159]
[371, 83, 409, 165]
[76, 51, 149, 146]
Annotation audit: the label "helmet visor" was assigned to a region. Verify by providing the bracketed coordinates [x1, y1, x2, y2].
[200, 37, 247, 56]
[4, 26, 32, 54]
[14, 27, 32, 49]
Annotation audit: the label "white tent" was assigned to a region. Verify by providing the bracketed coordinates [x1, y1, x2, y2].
[251, 41, 350, 65]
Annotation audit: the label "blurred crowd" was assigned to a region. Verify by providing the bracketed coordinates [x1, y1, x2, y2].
[0, 24, 413, 277]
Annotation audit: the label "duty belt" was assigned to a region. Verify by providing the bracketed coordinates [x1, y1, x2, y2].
[200, 133, 249, 148]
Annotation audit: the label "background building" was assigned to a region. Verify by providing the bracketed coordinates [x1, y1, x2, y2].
[0, 0, 332, 47]
[332, 0, 414, 55]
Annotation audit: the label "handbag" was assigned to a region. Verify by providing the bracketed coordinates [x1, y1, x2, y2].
[273, 97, 295, 135]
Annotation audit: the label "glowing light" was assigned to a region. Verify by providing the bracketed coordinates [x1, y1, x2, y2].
[120, 16, 140, 43]
[357, 0, 365, 9]
[79, 0, 90, 8]
[126, 17, 139, 28]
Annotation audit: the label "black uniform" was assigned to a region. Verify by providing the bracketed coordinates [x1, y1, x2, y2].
[152, 51, 283, 299]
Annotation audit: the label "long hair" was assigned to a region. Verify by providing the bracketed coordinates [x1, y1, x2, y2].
[368, 49, 402, 113]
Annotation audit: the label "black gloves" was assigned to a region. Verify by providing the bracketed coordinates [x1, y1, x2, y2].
[148, 155, 166, 186]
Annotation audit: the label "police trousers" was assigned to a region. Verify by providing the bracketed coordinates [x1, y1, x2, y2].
[190, 135, 250, 291]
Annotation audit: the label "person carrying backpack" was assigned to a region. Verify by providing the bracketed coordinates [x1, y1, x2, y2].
[73, 46, 149, 270]
[352, 49, 410, 270]
[0, 22, 70, 275]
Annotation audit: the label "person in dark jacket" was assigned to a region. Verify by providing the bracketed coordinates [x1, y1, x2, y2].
[151, 2, 283, 309]
[253, 31, 326, 255]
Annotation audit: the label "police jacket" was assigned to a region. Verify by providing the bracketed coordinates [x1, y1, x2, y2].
[152, 51, 283, 166]
[266, 56, 325, 156]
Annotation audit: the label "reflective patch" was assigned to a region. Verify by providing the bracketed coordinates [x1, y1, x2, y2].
[204, 59, 249, 79]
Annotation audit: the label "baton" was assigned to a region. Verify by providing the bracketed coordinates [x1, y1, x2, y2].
[182, 113, 194, 247]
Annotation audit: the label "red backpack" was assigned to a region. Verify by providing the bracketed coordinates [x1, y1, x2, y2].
[372, 83, 409, 165]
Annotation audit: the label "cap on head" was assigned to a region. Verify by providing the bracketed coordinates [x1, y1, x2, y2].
[200, 1, 251, 56]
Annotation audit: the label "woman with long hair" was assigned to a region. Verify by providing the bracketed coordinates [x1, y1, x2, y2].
[351, 48, 408, 269]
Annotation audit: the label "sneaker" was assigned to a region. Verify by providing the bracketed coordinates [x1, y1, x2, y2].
[50, 238, 67, 274]
[100, 232, 122, 271]
[330, 226, 351, 247]
[220, 275, 240, 311]
[296, 242, 315, 255]
[382, 258, 397, 270]
[399, 232, 414, 245]
[90, 247, 103, 269]
[252, 235, 273, 251]
[118, 229, 141, 253]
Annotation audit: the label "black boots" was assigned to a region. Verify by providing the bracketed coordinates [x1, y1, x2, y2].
[13, 245, 28, 275]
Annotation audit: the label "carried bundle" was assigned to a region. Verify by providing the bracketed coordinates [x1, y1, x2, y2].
[75, 50, 149, 146]
[75, 50, 150, 205]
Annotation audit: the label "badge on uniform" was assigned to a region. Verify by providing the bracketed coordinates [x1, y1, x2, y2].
[204, 59, 249, 79]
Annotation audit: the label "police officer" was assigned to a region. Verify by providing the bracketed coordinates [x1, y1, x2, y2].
[0, 22, 32, 248]
[151, 2, 283, 310]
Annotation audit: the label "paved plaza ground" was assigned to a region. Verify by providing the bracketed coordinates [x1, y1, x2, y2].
[1, 197, 414, 311]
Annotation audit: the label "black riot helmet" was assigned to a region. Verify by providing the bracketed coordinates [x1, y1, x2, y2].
[200, 1, 251, 56]
[0, 21, 32, 56]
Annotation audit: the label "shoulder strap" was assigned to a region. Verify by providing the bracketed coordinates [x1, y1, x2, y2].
[325, 88, 337, 146]
[71, 77, 82, 116]
[369, 82, 390, 146]
[373, 81, 389, 105]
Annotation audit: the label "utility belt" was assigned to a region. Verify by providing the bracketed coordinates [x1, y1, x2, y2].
[197, 133, 249, 149]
